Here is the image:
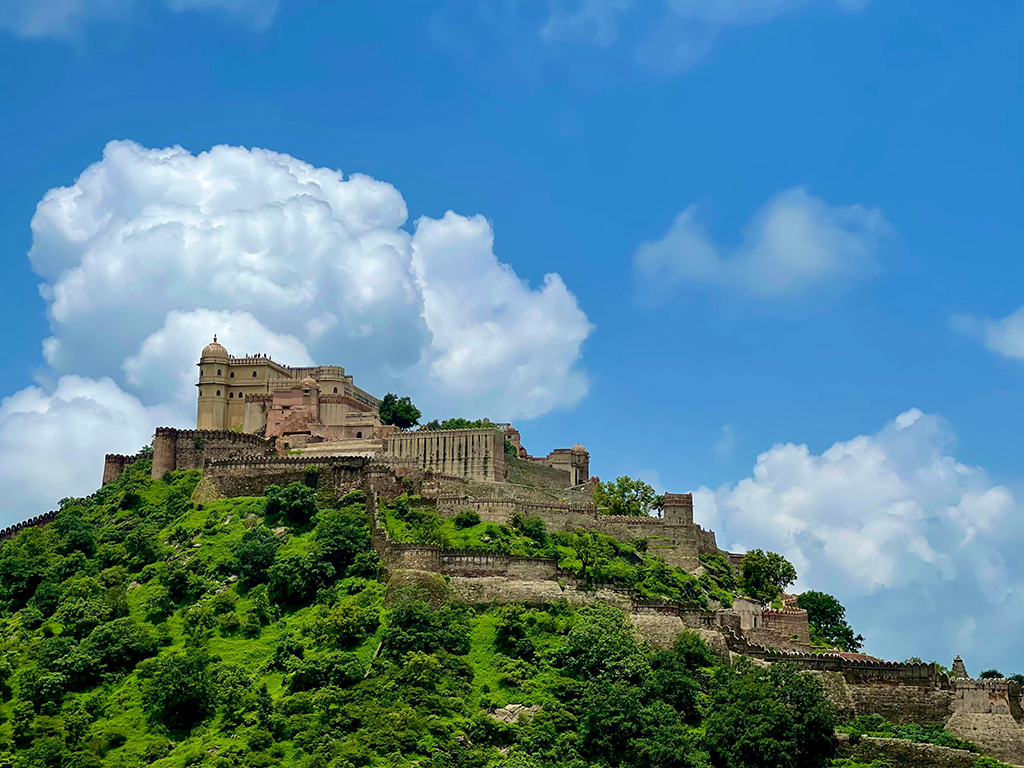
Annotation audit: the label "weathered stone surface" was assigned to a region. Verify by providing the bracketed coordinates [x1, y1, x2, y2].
[809, 671, 856, 723]
[945, 713, 1024, 765]
[488, 704, 541, 724]
[836, 733, 980, 768]
[384, 569, 450, 608]
[446, 576, 632, 610]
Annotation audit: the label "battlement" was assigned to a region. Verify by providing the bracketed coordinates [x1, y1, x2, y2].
[0, 510, 58, 540]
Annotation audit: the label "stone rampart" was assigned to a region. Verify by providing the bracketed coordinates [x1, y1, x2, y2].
[762, 608, 812, 644]
[102, 454, 138, 485]
[151, 427, 276, 479]
[0, 510, 58, 541]
[836, 734, 980, 768]
[198, 456, 366, 499]
[383, 429, 507, 483]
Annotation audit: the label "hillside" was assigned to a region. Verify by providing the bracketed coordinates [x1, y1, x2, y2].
[0, 460, 1012, 768]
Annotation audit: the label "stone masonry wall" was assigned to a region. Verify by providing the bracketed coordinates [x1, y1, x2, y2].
[151, 427, 276, 479]
[761, 609, 812, 644]
[102, 454, 137, 485]
[383, 429, 507, 483]
[836, 734, 979, 768]
[198, 456, 367, 499]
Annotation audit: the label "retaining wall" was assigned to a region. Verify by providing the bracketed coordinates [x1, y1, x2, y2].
[151, 427, 276, 479]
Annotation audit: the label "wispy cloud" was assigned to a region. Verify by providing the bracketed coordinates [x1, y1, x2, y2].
[541, 0, 869, 72]
[0, 0, 277, 41]
[633, 186, 891, 300]
[951, 306, 1024, 361]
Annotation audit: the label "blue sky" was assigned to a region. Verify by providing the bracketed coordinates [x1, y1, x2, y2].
[0, 0, 1020, 672]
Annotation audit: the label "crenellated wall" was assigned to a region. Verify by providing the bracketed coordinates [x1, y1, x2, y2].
[0, 510, 59, 540]
[150, 427, 276, 479]
[383, 429, 508, 483]
[102, 454, 138, 485]
[198, 456, 367, 498]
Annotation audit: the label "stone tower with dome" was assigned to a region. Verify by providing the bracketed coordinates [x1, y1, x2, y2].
[196, 336, 382, 446]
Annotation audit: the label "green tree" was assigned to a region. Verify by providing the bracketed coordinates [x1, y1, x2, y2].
[378, 393, 422, 429]
[978, 669, 1003, 679]
[705, 659, 837, 768]
[593, 476, 657, 516]
[265, 482, 318, 527]
[311, 507, 370, 573]
[235, 526, 280, 586]
[139, 650, 216, 730]
[795, 591, 864, 652]
[739, 549, 797, 605]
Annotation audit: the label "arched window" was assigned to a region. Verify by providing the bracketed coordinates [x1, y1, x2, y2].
[357, 431, 362, 438]
[229, 392, 234, 398]
[333, 387, 338, 393]
[216, 390, 221, 396]
[217, 369, 222, 375]
[252, 371, 257, 378]
[230, 371, 234, 378]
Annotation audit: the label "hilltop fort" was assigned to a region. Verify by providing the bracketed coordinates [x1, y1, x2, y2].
[64, 339, 1024, 765]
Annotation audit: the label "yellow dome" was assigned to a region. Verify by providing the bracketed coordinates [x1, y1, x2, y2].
[571, 442, 587, 454]
[300, 376, 319, 390]
[201, 335, 228, 359]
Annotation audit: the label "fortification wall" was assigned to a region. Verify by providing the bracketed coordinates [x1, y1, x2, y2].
[151, 427, 276, 479]
[836, 734, 979, 768]
[0, 510, 59, 540]
[102, 454, 138, 485]
[762, 609, 812, 644]
[946, 679, 1024, 764]
[198, 456, 367, 499]
[383, 429, 507, 483]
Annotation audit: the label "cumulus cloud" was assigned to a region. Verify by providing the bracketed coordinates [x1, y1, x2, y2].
[634, 186, 891, 300]
[693, 409, 1024, 668]
[0, 139, 592, 524]
[411, 212, 593, 419]
[951, 305, 1024, 361]
[0, 0, 275, 40]
[541, 0, 868, 72]
[0, 377, 177, 520]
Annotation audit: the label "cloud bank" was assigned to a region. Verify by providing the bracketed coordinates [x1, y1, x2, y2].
[694, 409, 1023, 669]
[0, 140, 592, 522]
[952, 305, 1024, 362]
[542, 0, 869, 72]
[0, 0, 276, 40]
[634, 186, 891, 300]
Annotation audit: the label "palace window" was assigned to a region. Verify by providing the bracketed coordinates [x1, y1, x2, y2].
[230, 371, 234, 378]
[357, 431, 363, 438]
[229, 392, 234, 398]
[216, 390, 221, 396]
[333, 387, 338, 393]
[252, 371, 257, 378]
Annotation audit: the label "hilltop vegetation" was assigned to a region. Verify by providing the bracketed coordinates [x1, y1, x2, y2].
[0, 460, 1002, 768]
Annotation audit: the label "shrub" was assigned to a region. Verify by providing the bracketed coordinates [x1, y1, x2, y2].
[236, 526, 280, 586]
[265, 483, 318, 527]
[453, 509, 481, 529]
[138, 650, 216, 730]
[510, 513, 547, 545]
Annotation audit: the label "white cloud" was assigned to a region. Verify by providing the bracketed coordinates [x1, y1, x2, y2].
[123, 309, 314, 409]
[0, 377, 177, 520]
[0, 0, 275, 40]
[952, 306, 1024, 361]
[410, 212, 592, 420]
[541, 0, 869, 72]
[693, 409, 1024, 669]
[634, 186, 891, 299]
[0, 139, 592, 524]
[714, 423, 735, 459]
[541, 0, 635, 46]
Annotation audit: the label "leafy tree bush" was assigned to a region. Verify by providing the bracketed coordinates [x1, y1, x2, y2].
[422, 417, 500, 430]
[705, 659, 837, 768]
[138, 650, 216, 730]
[236, 526, 280, 586]
[264, 483, 318, 527]
[268, 554, 335, 608]
[739, 549, 797, 604]
[453, 509, 481, 529]
[593, 476, 657, 516]
[380, 597, 470, 659]
[311, 506, 370, 572]
[378, 393, 422, 429]
[839, 714, 979, 751]
[979, 669, 1003, 679]
[511, 513, 547, 545]
[796, 590, 865, 652]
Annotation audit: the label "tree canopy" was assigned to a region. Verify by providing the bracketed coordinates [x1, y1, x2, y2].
[739, 549, 797, 605]
[796, 590, 865, 652]
[377, 393, 422, 429]
[593, 476, 657, 517]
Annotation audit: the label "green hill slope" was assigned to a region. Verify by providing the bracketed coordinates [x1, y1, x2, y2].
[0, 460, 974, 768]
